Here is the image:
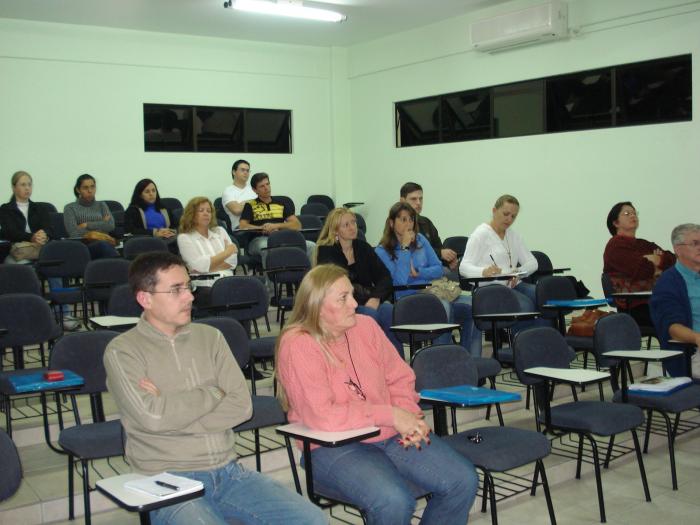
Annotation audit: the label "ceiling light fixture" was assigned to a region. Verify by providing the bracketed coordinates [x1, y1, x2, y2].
[224, 0, 346, 23]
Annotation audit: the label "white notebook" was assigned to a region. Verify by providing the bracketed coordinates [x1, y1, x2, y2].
[124, 472, 203, 499]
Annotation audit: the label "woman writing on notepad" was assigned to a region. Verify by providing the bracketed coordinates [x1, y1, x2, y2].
[460, 194, 539, 310]
[276, 264, 478, 524]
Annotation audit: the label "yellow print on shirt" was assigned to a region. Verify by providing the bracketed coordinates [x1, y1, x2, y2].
[249, 201, 286, 223]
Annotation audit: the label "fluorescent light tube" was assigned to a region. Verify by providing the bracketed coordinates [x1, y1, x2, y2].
[233, 0, 346, 23]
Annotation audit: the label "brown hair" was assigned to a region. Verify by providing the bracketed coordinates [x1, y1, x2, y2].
[378, 201, 419, 259]
[11, 171, 32, 187]
[494, 194, 520, 209]
[179, 197, 217, 233]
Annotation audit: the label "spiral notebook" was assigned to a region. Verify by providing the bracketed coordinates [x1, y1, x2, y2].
[124, 472, 203, 499]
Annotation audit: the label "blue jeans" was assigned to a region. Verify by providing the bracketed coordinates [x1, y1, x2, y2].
[307, 434, 477, 525]
[151, 461, 326, 525]
[452, 295, 483, 357]
[511, 282, 549, 333]
[357, 303, 403, 356]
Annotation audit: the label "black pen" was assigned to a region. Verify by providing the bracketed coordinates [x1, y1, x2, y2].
[489, 254, 497, 266]
[155, 480, 180, 491]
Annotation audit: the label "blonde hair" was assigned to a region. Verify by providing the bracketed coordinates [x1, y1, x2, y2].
[179, 197, 217, 233]
[314, 208, 355, 263]
[275, 264, 349, 410]
[494, 194, 520, 209]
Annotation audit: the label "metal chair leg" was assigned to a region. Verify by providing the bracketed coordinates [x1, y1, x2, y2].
[660, 412, 678, 490]
[585, 434, 606, 523]
[631, 429, 651, 502]
[538, 459, 557, 525]
[643, 409, 653, 453]
[603, 435, 615, 469]
[81, 459, 92, 525]
[575, 434, 584, 479]
[485, 471, 499, 525]
[67, 455, 75, 520]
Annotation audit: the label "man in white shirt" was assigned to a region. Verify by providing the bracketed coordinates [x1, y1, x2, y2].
[221, 159, 257, 230]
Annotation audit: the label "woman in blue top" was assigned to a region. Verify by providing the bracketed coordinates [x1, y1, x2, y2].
[124, 179, 176, 239]
[375, 202, 481, 356]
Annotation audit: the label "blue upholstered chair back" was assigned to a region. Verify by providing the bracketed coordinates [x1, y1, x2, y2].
[513, 327, 576, 386]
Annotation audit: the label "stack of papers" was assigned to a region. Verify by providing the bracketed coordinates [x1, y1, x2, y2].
[124, 472, 203, 499]
[628, 376, 692, 396]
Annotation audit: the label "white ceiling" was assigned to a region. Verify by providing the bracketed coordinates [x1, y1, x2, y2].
[0, 0, 511, 47]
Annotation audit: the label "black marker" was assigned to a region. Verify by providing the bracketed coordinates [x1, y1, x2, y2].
[155, 480, 180, 491]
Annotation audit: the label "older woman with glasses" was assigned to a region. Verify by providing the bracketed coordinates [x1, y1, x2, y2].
[604, 201, 674, 326]
[276, 264, 478, 525]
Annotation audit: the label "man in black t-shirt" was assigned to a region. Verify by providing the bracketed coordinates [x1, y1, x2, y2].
[400, 182, 458, 271]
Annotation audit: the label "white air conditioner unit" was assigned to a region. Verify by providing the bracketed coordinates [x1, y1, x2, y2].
[471, 1, 568, 52]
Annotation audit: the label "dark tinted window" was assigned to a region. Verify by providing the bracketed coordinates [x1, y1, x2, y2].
[144, 104, 291, 153]
[195, 107, 243, 152]
[616, 55, 691, 126]
[493, 80, 544, 138]
[546, 69, 612, 132]
[246, 109, 292, 153]
[396, 97, 440, 147]
[441, 89, 491, 142]
[144, 105, 193, 151]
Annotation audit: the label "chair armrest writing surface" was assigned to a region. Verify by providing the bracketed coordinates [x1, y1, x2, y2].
[524, 367, 610, 385]
[343, 202, 365, 208]
[535, 267, 571, 276]
[544, 299, 610, 309]
[472, 312, 540, 322]
[609, 291, 652, 299]
[390, 323, 459, 333]
[419, 385, 521, 407]
[2, 370, 84, 394]
[602, 350, 683, 361]
[90, 316, 140, 330]
[276, 423, 380, 447]
[97, 473, 204, 514]
[189, 273, 221, 281]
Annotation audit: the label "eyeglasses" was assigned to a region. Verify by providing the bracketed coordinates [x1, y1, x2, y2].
[147, 282, 197, 296]
[621, 211, 638, 217]
[345, 378, 366, 401]
[676, 241, 700, 248]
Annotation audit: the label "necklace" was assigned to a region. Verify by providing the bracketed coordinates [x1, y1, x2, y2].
[343, 333, 366, 400]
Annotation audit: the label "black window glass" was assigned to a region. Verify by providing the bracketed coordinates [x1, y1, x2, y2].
[396, 97, 440, 147]
[493, 80, 544, 138]
[616, 55, 691, 126]
[144, 105, 193, 151]
[546, 69, 612, 132]
[246, 109, 292, 153]
[195, 107, 243, 152]
[441, 89, 491, 142]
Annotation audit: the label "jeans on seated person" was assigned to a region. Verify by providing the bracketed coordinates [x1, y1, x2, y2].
[452, 295, 483, 358]
[306, 434, 478, 525]
[357, 303, 403, 356]
[511, 281, 548, 333]
[150, 460, 326, 525]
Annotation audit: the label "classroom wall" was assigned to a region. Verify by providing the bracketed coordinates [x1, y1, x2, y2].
[0, 18, 338, 212]
[344, 0, 700, 295]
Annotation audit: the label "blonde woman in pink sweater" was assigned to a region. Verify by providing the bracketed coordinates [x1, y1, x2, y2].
[276, 264, 477, 524]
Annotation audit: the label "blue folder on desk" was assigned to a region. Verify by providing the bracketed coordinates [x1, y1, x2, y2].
[545, 299, 610, 308]
[6, 370, 84, 394]
[420, 385, 521, 406]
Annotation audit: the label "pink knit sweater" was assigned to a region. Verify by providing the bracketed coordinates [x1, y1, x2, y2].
[277, 315, 420, 444]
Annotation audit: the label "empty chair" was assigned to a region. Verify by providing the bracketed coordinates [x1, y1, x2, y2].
[208, 276, 270, 337]
[194, 317, 285, 472]
[297, 214, 322, 243]
[53, 330, 123, 525]
[413, 344, 555, 525]
[472, 284, 522, 366]
[83, 258, 131, 318]
[107, 283, 143, 317]
[514, 327, 650, 523]
[299, 202, 329, 220]
[595, 313, 700, 490]
[160, 197, 183, 211]
[0, 264, 42, 295]
[266, 229, 307, 252]
[123, 236, 169, 260]
[0, 428, 22, 502]
[307, 194, 334, 211]
[265, 246, 310, 327]
[103, 200, 125, 213]
[49, 211, 68, 239]
[393, 293, 451, 353]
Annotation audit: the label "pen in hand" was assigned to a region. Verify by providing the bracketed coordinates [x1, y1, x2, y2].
[155, 480, 180, 491]
[489, 254, 497, 266]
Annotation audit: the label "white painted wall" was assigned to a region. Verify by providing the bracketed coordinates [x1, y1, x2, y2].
[345, 0, 700, 294]
[0, 18, 336, 212]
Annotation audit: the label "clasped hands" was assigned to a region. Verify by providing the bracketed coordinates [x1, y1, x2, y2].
[393, 407, 431, 451]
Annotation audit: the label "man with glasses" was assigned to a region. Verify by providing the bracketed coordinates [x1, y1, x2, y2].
[651, 223, 700, 378]
[222, 159, 256, 230]
[103, 252, 326, 525]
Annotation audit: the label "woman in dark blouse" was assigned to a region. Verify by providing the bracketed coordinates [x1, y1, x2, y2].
[315, 207, 402, 353]
[124, 179, 176, 238]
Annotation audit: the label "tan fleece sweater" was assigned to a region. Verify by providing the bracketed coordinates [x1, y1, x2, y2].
[104, 318, 253, 475]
